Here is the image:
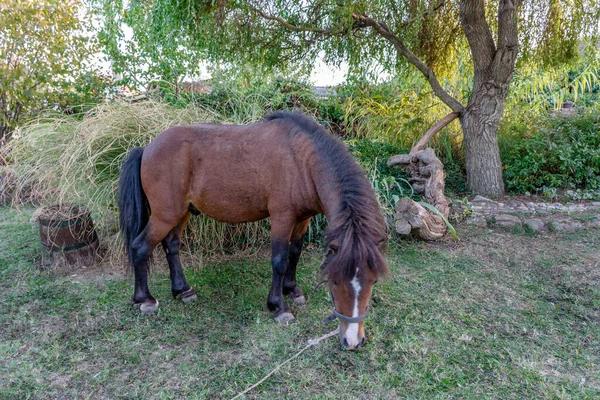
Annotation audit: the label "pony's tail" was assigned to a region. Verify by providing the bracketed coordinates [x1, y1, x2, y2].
[118, 147, 149, 266]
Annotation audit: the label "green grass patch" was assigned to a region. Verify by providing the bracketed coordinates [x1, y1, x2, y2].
[1, 207, 599, 398]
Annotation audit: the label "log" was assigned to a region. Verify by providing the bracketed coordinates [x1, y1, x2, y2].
[390, 148, 449, 240]
[387, 112, 457, 240]
[394, 198, 447, 240]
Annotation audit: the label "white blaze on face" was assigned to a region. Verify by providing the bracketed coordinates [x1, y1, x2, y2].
[344, 268, 362, 347]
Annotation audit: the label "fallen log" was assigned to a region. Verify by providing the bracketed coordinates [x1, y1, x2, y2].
[387, 112, 458, 240]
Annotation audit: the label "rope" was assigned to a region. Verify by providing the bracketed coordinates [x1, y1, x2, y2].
[229, 328, 340, 400]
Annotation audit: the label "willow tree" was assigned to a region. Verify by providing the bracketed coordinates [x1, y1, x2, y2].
[97, 0, 204, 93]
[98, 0, 600, 197]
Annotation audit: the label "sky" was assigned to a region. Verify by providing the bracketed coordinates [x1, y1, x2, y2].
[310, 58, 348, 86]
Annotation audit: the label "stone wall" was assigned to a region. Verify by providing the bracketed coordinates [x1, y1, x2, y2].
[451, 196, 600, 232]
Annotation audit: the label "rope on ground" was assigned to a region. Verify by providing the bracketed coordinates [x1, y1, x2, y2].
[230, 328, 340, 400]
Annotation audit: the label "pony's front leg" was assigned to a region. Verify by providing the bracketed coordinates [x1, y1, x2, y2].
[283, 237, 305, 306]
[283, 218, 311, 307]
[267, 218, 295, 324]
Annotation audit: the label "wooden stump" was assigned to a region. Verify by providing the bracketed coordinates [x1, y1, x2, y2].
[37, 204, 100, 268]
[386, 112, 459, 241]
[388, 148, 449, 240]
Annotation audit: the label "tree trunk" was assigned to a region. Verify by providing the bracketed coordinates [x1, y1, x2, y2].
[458, 0, 519, 198]
[460, 82, 508, 197]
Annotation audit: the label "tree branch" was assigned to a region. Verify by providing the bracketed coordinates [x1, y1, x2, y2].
[352, 13, 465, 114]
[459, 0, 496, 72]
[493, 0, 520, 82]
[401, 0, 447, 29]
[247, 5, 343, 35]
[497, 0, 520, 50]
[409, 111, 460, 155]
[387, 111, 459, 167]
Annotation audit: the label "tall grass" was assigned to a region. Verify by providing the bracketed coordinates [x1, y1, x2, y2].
[508, 53, 600, 112]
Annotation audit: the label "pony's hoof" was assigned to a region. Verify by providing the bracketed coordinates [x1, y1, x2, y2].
[139, 299, 159, 314]
[274, 312, 296, 325]
[179, 288, 197, 303]
[292, 295, 306, 307]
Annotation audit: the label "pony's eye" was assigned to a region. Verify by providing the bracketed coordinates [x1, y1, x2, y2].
[332, 280, 338, 286]
[327, 244, 338, 255]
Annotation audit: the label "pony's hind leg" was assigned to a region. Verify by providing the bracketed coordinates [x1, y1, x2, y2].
[131, 217, 175, 313]
[283, 218, 311, 306]
[162, 213, 197, 303]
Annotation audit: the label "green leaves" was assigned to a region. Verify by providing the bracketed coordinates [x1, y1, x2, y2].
[0, 0, 98, 141]
[500, 111, 600, 193]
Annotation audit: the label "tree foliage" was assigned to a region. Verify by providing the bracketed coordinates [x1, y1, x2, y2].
[98, 1, 599, 81]
[0, 0, 98, 142]
[95, 0, 205, 91]
[519, 0, 600, 67]
[95, 0, 600, 196]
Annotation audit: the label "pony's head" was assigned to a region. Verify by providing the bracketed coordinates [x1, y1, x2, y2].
[321, 230, 389, 350]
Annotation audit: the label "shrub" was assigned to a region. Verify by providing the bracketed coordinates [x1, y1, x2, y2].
[184, 76, 321, 124]
[500, 111, 600, 193]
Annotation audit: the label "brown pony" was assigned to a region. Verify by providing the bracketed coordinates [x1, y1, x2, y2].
[118, 111, 389, 350]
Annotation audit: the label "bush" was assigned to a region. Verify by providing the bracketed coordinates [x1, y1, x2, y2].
[182, 77, 321, 124]
[345, 138, 413, 222]
[500, 111, 600, 193]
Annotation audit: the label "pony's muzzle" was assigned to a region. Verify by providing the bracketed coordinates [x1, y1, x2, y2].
[340, 327, 366, 350]
[342, 335, 365, 350]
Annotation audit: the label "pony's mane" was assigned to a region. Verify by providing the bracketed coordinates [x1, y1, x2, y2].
[264, 111, 390, 280]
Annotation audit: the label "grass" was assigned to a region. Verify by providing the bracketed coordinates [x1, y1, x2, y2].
[1, 206, 599, 399]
